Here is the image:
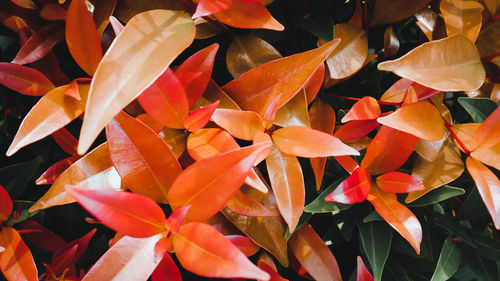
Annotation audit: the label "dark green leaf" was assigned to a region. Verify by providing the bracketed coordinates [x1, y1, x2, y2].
[358, 221, 393, 281]
[6, 201, 39, 225]
[408, 186, 465, 207]
[461, 245, 499, 281]
[457, 97, 498, 123]
[426, 210, 475, 246]
[456, 188, 489, 219]
[469, 231, 500, 261]
[299, 11, 334, 42]
[363, 211, 383, 222]
[430, 238, 461, 281]
[304, 177, 351, 214]
[0, 156, 42, 198]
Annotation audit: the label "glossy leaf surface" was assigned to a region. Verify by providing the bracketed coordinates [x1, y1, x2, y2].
[440, 0, 483, 42]
[78, 10, 195, 154]
[430, 238, 461, 281]
[0, 227, 38, 281]
[184, 100, 220, 132]
[193, 0, 232, 18]
[226, 191, 278, 217]
[11, 24, 64, 65]
[214, 0, 283, 31]
[325, 166, 371, 204]
[341, 96, 380, 122]
[211, 109, 265, 140]
[357, 256, 374, 281]
[358, 222, 392, 281]
[376, 172, 425, 193]
[151, 253, 181, 281]
[470, 106, 500, 150]
[0, 62, 54, 96]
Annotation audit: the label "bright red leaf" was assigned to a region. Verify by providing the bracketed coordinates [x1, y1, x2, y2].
[376, 171, 425, 193]
[356, 256, 374, 281]
[325, 166, 371, 204]
[184, 100, 220, 132]
[0, 185, 12, 222]
[0, 62, 55, 96]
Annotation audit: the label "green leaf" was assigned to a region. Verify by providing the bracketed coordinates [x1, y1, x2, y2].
[6, 201, 40, 225]
[426, 209, 475, 246]
[358, 221, 393, 281]
[299, 11, 334, 42]
[430, 238, 461, 281]
[469, 231, 500, 261]
[461, 245, 499, 281]
[363, 211, 383, 222]
[456, 188, 489, 219]
[458, 97, 498, 123]
[0, 157, 42, 198]
[304, 177, 351, 214]
[408, 185, 465, 207]
[385, 261, 411, 281]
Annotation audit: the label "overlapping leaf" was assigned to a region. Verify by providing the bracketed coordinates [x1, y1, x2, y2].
[0, 227, 38, 281]
[0, 62, 54, 96]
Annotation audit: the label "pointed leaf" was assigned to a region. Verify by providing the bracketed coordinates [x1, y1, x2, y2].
[78, 10, 195, 154]
[0, 185, 12, 222]
[82, 235, 161, 281]
[193, 0, 231, 18]
[357, 256, 374, 281]
[377, 102, 446, 141]
[367, 186, 422, 254]
[169, 141, 272, 221]
[457, 97, 498, 123]
[440, 0, 483, 42]
[211, 108, 265, 140]
[176, 43, 219, 107]
[174, 222, 270, 279]
[341, 96, 381, 123]
[272, 126, 359, 157]
[30, 143, 121, 212]
[0, 62, 54, 96]
[407, 185, 465, 207]
[214, 0, 283, 31]
[11, 24, 64, 65]
[53, 228, 96, 269]
[361, 125, 418, 175]
[107, 111, 181, 203]
[223, 39, 340, 116]
[378, 35, 485, 91]
[0, 227, 38, 281]
[184, 100, 220, 132]
[17, 220, 66, 253]
[465, 156, 500, 229]
[288, 223, 342, 281]
[334, 119, 380, 142]
[383, 26, 400, 58]
[226, 191, 279, 217]
[151, 253, 181, 281]
[470, 106, 500, 151]
[36, 155, 79, 185]
[358, 222, 392, 281]
[137, 68, 189, 129]
[67, 187, 167, 237]
[266, 146, 304, 232]
[66, 0, 103, 75]
[376, 172, 425, 194]
[51, 127, 78, 156]
[430, 238, 461, 281]
[7, 83, 89, 156]
[325, 166, 371, 204]
[274, 90, 310, 128]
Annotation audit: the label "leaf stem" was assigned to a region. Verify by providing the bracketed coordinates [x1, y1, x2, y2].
[326, 93, 400, 106]
[444, 121, 471, 156]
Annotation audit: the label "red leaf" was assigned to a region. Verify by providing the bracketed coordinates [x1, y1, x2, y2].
[137, 68, 189, 129]
[17, 220, 66, 252]
[376, 171, 425, 193]
[0, 227, 38, 281]
[50, 244, 78, 275]
[0, 62, 54, 96]
[66, 0, 103, 75]
[35, 155, 79, 185]
[184, 100, 220, 132]
[165, 206, 190, 234]
[226, 235, 260, 257]
[0, 185, 12, 222]
[466, 157, 500, 229]
[67, 187, 167, 238]
[151, 253, 181, 281]
[334, 119, 380, 142]
[226, 191, 279, 217]
[258, 253, 288, 281]
[193, 0, 232, 18]
[288, 223, 342, 281]
[168, 140, 272, 221]
[176, 43, 219, 107]
[356, 256, 374, 281]
[51, 127, 78, 155]
[173, 222, 270, 279]
[367, 186, 422, 254]
[11, 24, 64, 65]
[341, 97, 381, 122]
[325, 166, 371, 204]
[53, 228, 96, 271]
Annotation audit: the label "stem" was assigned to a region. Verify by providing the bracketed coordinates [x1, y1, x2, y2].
[326, 93, 400, 106]
[444, 121, 471, 156]
[481, 51, 500, 63]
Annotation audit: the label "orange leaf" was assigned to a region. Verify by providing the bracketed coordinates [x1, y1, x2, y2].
[305, 63, 325, 104]
[30, 143, 121, 212]
[274, 91, 311, 128]
[176, 43, 219, 107]
[376, 172, 425, 193]
[378, 34, 485, 91]
[7, 83, 89, 156]
[334, 119, 380, 142]
[226, 191, 279, 217]
[106, 111, 181, 203]
[222, 39, 340, 117]
[440, 0, 483, 42]
[184, 100, 220, 132]
[40, 3, 67, 21]
[377, 101, 446, 141]
[137, 68, 189, 129]
[325, 166, 371, 204]
[309, 98, 335, 190]
[0, 185, 12, 222]
[226, 234, 261, 257]
[211, 108, 265, 140]
[367, 186, 422, 254]
[168, 141, 272, 221]
[63, 78, 91, 100]
[470, 106, 500, 151]
[77, 10, 194, 155]
[272, 126, 359, 157]
[67, 187, 167, 237]
[193, 0, 232, 18]
[341, 96, 381, 122]
[173, 223, 270, 279]
[361, 125, 418, 175]
[214, 0, 283, 31]
[0, 227, 38, 281]
[266, 146, 304, 232]
[465, 157, 500, 229]
[288, 223, 342, 281]
[0, 62, 55, 96]
[11, 24, 64, 65]
[334, 156, 360, 174]
[356, 256, 374, 281]
[66, 0, 102, 76]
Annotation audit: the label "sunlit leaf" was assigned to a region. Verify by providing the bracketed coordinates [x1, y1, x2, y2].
[78, 10, 195, 154]
[361, 125, 419, 175]
[214, 0, 283, 31]
[376, 172, 425, 193]
[370, 0, 432, 25]
[288, 223, 342, 281]
[211, 109, 265, 140]
[11, 24, 64, 65]
[341, 96, 380, 123]
[184, 100, 220, 132]
[169, 141, 272, 221]
[367, 186, 422, 254]
[470, 106, 500, 151]
[30, 143, 121, 212]
[107, 111, 181, 203]
[7, 83, 89, 156]
[408, 185, 465, 207]
[0, 227, 38, 281]
[378, 34, 485, 91]
[0, 62, 54, 96]
[226, 191, 278, 217]
[67, 187, 167, 237]
[319, 23, 368, 79]
[173, 222, 270, 279]
[66, 0, 102, 76]
[193, 0, 232, 18]
[0, 185, 12, 222]
[440, 0, 483, 42]
[356, 256, 374, 281]
[325, 166, 371, 204]
[465, 156, 500, 229]
[274, 90, 311, 128]
[222, 39, 340, 116]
